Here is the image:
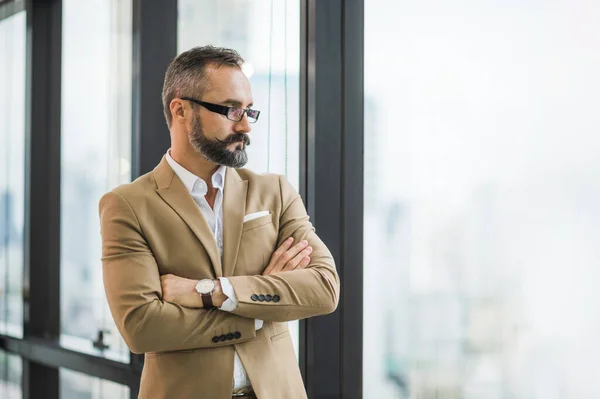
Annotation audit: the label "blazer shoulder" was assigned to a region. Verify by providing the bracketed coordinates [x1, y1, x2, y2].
[100, 169, 157, 205]
[235, 168, 285, 189]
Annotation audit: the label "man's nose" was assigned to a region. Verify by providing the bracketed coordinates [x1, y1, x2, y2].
[233, 114, 251, 134]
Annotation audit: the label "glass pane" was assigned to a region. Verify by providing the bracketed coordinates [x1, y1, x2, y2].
[0, 10, 26, 338]
[60, 368, 129, 399]
[178, 0, 302, 357]
[0, 351, 22, 399]
[61, 0, 132, 361]
[364, 1, 600, 398]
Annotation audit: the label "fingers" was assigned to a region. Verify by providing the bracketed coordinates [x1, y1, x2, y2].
[263, 237, 294, 275]
[281, 246, 313, 272]
[263, 238, 313, 275]
[298, 256, 311, 269]
[274, 239, 309, 272]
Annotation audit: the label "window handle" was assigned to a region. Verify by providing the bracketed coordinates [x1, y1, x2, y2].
[92, 328, 111, 350]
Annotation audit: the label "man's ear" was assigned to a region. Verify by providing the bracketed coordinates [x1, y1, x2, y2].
[170, 98, 187, 124]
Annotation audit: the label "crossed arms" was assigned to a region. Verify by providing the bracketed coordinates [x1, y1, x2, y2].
[99, 176, 340, 354]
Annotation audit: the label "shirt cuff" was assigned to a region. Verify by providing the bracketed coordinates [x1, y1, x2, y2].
[218, 277, 238, 312]
[218, 278, 263, 331]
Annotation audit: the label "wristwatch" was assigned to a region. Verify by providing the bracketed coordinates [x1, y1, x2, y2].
[195, 279, 216, 309]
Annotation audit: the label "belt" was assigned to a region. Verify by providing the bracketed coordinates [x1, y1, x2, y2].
[232, 390, 255, 397]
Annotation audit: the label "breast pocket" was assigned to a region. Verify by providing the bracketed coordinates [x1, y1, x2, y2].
[237, 214, 278, 275]
[242, 214, 273, 232]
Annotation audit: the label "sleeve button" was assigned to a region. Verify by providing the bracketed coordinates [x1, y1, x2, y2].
[272, 295, 280, 303]
[265, 294, 272, 302]
[251, 294, 259, 301]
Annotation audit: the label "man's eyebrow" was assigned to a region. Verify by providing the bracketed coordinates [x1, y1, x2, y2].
[221, 98, 254, 108]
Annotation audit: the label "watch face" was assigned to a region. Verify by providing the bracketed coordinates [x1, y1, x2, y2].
[196, 279, 215, 295]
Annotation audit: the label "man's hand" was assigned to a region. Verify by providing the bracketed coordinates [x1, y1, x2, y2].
[160, 274, 204, 308]
[161, 237, 312, 307]
[262, 237, 312, 276]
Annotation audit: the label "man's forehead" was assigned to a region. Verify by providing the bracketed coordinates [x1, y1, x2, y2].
[203, 65, 253, 104]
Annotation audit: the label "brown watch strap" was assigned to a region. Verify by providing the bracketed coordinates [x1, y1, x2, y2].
[201, 293, 215, 309]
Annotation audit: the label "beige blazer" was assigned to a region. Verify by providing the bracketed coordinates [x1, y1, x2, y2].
[99, 156, 340, 399]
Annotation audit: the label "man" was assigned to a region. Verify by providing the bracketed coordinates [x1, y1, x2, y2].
[99, 46, 340, 399]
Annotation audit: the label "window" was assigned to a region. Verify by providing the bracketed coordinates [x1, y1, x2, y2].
[60, 0, 132, 361]
[178, 0, 302, 355]
[0, 10, 25, 338]
[364, 1, 600, 398]
[60, 368, 129, 399]
[0, 351, 21, 399]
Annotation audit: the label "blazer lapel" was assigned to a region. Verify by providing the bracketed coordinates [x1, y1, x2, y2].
[222, 168, 247, 277]
[153, 156, 222, 277]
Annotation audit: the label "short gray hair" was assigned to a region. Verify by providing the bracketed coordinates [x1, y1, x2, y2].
[161, 45, 245, 127]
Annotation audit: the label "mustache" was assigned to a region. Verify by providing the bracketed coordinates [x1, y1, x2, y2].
[216, 133, 251, 146]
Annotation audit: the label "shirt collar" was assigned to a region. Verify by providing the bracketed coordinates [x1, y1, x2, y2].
[165, 149, 227, 195]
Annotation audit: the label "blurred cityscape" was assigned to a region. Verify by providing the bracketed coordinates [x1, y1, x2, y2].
[363, 1, 600, 398]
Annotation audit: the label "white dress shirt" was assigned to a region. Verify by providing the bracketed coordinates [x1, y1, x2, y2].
[165, 150, 262, 392]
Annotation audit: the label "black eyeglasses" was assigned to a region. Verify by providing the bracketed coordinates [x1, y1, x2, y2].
[181, 97, 260, 124]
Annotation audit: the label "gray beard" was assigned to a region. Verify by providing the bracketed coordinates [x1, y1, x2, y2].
[188, 117, 250, 168]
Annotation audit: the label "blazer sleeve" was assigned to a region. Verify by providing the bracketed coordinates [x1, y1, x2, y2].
[227, 175, 340, 322]
[99, 190, 256, 354]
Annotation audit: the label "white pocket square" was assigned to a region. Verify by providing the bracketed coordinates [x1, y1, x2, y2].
[243, 211, 270, 223]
